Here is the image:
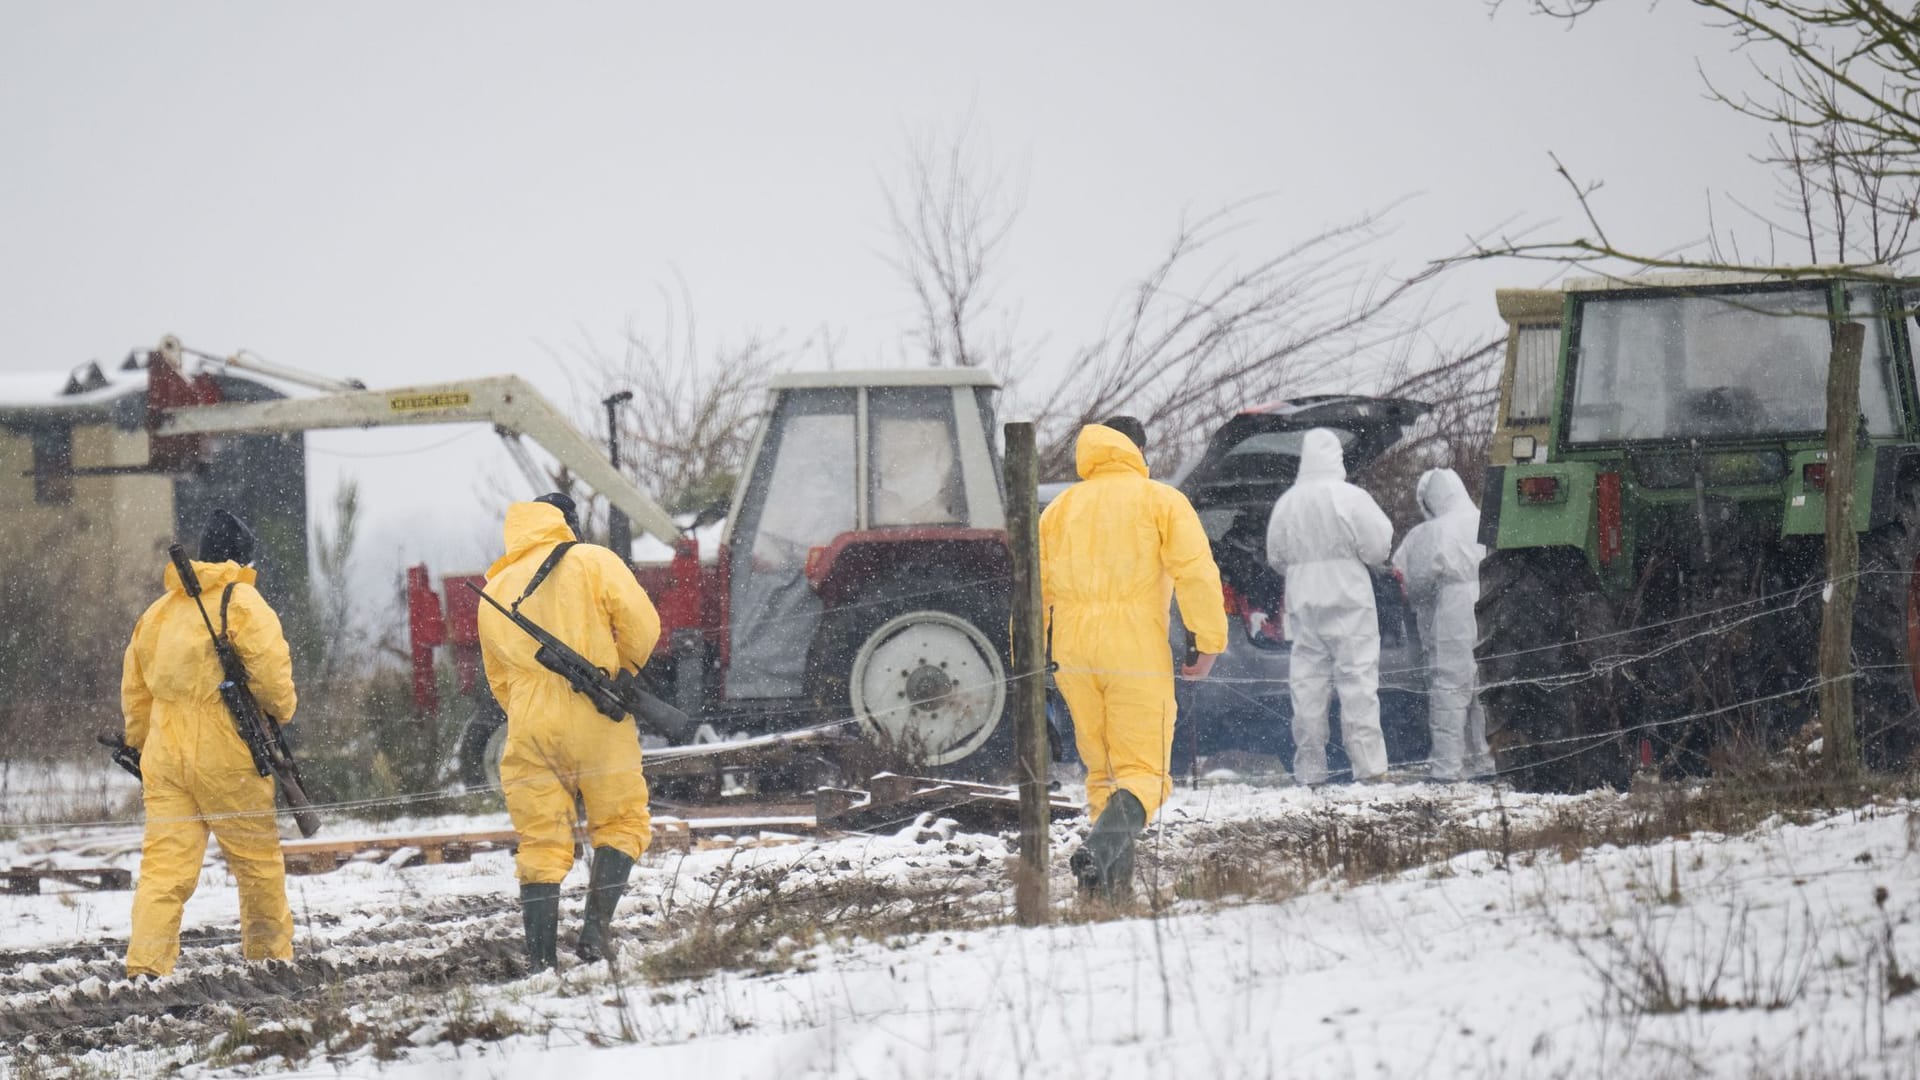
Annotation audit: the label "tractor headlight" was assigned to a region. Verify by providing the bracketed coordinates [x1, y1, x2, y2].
[1510, 434, 1537, 461]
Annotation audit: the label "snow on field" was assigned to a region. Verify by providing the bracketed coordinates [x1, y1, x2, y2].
[2, 780, 1917, 1078]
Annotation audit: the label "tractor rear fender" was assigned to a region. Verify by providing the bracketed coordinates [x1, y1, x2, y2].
[1490, 461, 1598, 566]
[1779, 446, 1880, 536]
[806, 528, 1011, 610]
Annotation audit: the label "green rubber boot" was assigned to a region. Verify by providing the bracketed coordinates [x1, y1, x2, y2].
[575, 846, 635, 964]
[1069, 790, 1147, 903]
[520, 883, 561, 973]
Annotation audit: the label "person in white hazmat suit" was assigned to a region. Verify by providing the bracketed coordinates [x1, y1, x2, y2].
[1266, 428, 1395, 784]
[1392, 467, 1497, 781]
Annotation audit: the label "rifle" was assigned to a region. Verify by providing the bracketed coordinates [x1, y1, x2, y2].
[168, 544, 322, 838]
[97, 733, 142, 781]
[463, 580, 695, 743]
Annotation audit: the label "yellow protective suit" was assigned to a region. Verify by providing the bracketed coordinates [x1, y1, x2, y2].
[122, 560, 298, 977]
[480, 502, 662, 884]
[1040, 425, 1228, 821]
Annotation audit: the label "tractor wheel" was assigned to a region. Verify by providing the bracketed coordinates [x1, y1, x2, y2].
[455, 697, 509, 795]
[1851, 481, 1920, 770]
[1475, 548, 1629, 792]
[809, 577, 1011, 779]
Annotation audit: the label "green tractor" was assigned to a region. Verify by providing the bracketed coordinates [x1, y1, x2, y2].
[1476, 272, 1920, 791]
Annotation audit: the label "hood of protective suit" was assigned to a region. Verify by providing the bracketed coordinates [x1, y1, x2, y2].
[162, 558, 256, 595]
[1417, 468, 1474, 519]
[1295, 428, 1347, 484]
[1076, 424, 1150, 481]
[490, 502, 578, 578]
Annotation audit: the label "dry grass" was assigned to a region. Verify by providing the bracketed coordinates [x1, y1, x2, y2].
[641, 862, 992, 984]
[1140, 768, 1920, 910]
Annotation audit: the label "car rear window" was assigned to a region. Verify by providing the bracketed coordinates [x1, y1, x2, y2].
[1222, 428, 1357, 458]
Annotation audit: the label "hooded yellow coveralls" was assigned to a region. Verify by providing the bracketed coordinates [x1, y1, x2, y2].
[122, 560, 298, 977]
[1040, 425, 1229, 821]
[480, 502, 662, 883]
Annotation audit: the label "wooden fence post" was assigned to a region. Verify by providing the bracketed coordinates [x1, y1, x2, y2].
[1004, 421, 1050, 925]
[1820, 320, 1866, 782]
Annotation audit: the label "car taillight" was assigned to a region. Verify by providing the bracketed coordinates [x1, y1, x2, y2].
[1804, 462, 1827, 491]
[1517, 476, 1563, 504]
[1221, 582, 1246, 616]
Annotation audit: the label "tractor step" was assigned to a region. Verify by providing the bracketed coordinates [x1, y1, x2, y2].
[272, 817, 818, 876]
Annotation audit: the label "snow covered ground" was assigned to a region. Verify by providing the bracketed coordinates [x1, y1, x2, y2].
[2, 778, 1917, 1078]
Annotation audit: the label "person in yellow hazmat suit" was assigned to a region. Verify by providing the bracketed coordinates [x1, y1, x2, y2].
[1040, 421, 1228, 901]
[478, 493, 661, 971]
[122, 509, 297, 979]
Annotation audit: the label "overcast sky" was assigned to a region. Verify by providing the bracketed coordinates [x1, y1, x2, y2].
[1, 2, 1784, 594]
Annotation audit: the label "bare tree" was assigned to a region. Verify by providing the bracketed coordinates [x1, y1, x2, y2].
[883, 116, 1026, 371]
[559, 281, 795, 530]
[1473, 1, 1920, 274]
[1747, 112, 1919, 265]
[310, 477, 365, 684]
[1518, 0, 1919, 165]
[1027, 203, 1457, 479]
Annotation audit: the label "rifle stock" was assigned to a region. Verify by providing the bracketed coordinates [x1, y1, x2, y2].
[97, 733, 143, 781]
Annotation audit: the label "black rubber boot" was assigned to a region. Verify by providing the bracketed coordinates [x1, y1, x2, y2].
[520, 883, 561, 973]
[1069, 790, 1147, 903]
[575, 846, 635, 964]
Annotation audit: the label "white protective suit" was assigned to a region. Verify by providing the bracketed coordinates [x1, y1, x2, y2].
[1392, 468, 1497, 781]
[1266, 428, 1394, 784]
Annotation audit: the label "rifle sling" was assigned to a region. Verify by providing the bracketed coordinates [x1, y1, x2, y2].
[513, 541, 579, 613]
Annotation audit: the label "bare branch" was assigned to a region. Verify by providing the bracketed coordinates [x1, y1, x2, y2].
[882, 115, 1027, 371]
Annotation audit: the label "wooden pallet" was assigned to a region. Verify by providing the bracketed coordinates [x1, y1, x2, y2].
[276, 816, 814, 875]
[814, 773, 1080, 835]
[3, 867, 134, 895]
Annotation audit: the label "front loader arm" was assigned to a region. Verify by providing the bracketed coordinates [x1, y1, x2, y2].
[154, 375, 684, 545]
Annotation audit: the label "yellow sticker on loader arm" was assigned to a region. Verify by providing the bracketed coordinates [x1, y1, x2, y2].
[388, 391, 473, 413]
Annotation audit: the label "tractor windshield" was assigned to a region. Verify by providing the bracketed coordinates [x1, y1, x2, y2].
[1566, 285, 1902, 444]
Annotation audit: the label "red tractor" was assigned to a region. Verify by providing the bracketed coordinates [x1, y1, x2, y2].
[259, 367, 1021, 789]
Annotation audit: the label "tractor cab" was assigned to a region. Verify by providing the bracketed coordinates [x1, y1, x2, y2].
[1489, 287, 1564, 466]
[720, 370, 1011, 768]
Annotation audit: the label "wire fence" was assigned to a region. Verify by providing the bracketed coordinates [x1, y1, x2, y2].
[5, 561, 1916, 833]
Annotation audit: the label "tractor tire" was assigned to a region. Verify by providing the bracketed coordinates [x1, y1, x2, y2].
[1851, 481, 1920, 770]
[455, 696, 509, 795]
[808, 575, 1012, 781]
[1475, 548, 1629, 793]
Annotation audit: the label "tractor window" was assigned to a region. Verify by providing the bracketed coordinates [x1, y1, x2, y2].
[869, 387, 964, 527]
[1848, 286, 1904, 435]
[1567, 286, 1900, 443]
[1508, 323, 1559, 424]
[725, 387, 857, 699]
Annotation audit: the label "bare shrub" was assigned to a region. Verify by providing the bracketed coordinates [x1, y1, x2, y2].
[641, 860, 993, 984]
[1565, 902, 1820, 1017]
